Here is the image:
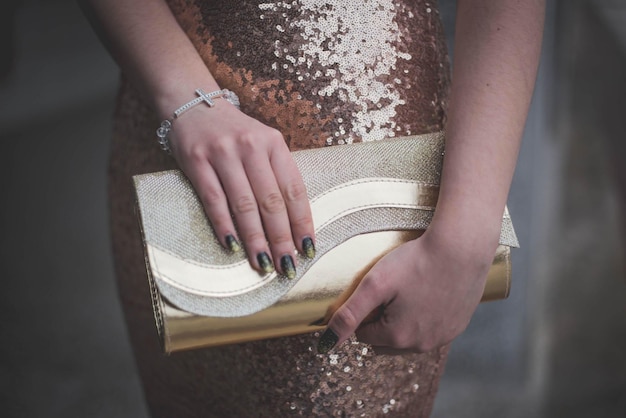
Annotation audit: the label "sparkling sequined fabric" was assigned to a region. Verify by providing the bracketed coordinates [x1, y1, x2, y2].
[109, 0, 451, 416]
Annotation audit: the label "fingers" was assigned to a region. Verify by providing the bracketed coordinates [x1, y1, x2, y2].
[317, 273, 392, 354]
[200, 128, 314, 277]
[239, 133, 315, 276]
[242, 146, 298, 278]
[214, 156, 277, 273]
[269, 141, 316, 258]
[183, 157, 242, 253]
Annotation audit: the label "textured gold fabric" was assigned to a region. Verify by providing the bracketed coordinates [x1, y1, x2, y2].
[109, 0, 454, 416]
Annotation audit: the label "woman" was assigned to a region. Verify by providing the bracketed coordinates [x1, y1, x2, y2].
[81, 0, 545, 416]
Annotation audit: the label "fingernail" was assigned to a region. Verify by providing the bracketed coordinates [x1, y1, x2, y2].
[257, 252, 274, 274]
[225, 234, 241, 252]
[317, 328, 339, 354]
[280, 255, 296, 279]
[302, 237, 315, 259]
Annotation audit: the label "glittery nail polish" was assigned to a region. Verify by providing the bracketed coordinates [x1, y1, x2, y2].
[257, 252, 274, 274]
[317, 328, 339, 354]
[280, 255, 296, 279]
[302, 237, 315, 259]
[225, 234, 241, 252]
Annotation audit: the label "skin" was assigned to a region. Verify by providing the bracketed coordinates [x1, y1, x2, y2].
[328, 0, 546, 353]
[80, 0, 314, 275]
[80, 0, 545, 352]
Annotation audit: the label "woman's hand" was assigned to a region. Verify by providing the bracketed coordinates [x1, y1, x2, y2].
[316, 0, 546, 354]
[79, 0, 315, 276]
[168, 100, 315, 277]
[317, 228, 498, 354]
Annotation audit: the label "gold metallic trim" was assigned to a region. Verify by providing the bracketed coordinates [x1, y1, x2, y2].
[311, 178, 438, 229]
[157, 231, 511, 353]
[148, 246, 277, 297]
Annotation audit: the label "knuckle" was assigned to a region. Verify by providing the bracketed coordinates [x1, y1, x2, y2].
[207, 138, 232, 157]
[233, 195, 257, 215]
[360, 274, 386, 296]
[333, 305, 360, 334]
[260, 192, 286, 214]
[270, 233, 293, 248]
[238, 132, 258, 151]
[185, 144, 208, 164]
[264, 129, 287, 151]
[283, 181, 307, 203]
[199, 186, 224, 208]
[267, 128, 285, 143]
[290, 213, 313, 232]
[243, 231, 268, 246]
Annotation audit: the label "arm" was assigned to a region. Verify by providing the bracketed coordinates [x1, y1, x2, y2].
[432, 0, 544, 259]
[80, 0, 316, 275]
[319, 0, 546, 353]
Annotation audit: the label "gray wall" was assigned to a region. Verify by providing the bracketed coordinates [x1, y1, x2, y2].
[1, 1, 624, 417]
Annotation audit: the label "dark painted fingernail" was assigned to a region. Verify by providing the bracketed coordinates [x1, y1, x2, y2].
[257, 252, 274, 274]
[280, 255, 296, 279]
[225, 234, 241, 253]
[302, 237, 315, 259]
[317, 328, 339, 354]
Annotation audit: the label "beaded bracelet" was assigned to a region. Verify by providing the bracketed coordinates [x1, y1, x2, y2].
[156, 88, 240, 153]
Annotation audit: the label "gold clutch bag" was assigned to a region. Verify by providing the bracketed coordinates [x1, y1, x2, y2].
[133, 132, 519, 353]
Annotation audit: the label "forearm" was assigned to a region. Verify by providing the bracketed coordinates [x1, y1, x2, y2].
[430, 0, 545, 255]
[79, 0, 219, 118]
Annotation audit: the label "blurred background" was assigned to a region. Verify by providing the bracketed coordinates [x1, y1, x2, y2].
[0, 0, 624, 417]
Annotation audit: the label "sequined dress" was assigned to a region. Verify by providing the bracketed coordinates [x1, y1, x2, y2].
[109, 1, 451, 416]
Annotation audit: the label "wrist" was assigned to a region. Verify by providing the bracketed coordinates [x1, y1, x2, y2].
[428, 181, 508, 258]
[152, 72, 222, 120]
[424, 208, 502, 266]
[154, 86, 221, 121]
[155, 88, 241, 154]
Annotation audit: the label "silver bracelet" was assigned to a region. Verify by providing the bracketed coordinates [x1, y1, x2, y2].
[156, 88, 240, 153]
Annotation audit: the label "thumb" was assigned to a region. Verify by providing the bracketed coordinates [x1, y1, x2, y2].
[317, 274, 390, 354]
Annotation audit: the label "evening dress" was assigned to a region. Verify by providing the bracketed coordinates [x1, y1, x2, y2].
[109, 0, 452, 416]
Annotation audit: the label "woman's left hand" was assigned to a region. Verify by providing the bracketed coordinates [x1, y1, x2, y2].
[317, 228, 498, 354]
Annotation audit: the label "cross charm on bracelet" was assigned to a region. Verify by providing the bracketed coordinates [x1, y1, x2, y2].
[173, 88, 226, 118]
